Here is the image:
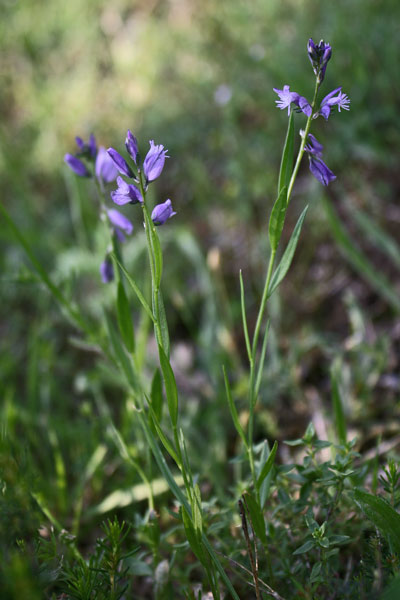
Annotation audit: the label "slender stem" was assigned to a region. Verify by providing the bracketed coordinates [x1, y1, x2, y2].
[287, 78, 320, 202]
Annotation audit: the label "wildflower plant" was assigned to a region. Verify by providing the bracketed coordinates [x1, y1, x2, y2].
[6, 36, 399, 599]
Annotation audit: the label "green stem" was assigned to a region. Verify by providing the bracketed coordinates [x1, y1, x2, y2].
[286, 78, 320, 202]
[246, 77, 321, 497]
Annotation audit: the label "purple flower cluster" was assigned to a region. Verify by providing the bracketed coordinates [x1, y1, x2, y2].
[64, 134, 118, 184]
[65, 130, 176, 283]
[307, 39, 332, 83]
[273, 38, 350, 186]
[107, 131, 176, 226]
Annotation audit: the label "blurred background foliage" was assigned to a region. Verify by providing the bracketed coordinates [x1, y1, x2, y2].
[1, 0, 400, 593]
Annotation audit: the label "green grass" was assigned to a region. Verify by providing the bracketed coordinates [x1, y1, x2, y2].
[1, 1, 400, 598]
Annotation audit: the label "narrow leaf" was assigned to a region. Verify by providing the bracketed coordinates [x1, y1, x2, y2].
[331, 363, 346, 445]
[104, 312, 137, 391]
[352, 206, 400, 271]
[223, 366, 247, 448]
[239, 270, 252, 363]
[257, 440, 278, 490]
[181, 506, 206, 563]
[158, 344, 178, 427]
[193, 484, 203, 535]
[112, 254, 155, 323]
[254, 321, 270, 402]
[354, 489, 400, 554]
[268, 186, 288, 252]
[117, 281, 135, 353]
[136, 410, 240, 600]
[150, 368, 163, 423]
[0, 203, 84, 330]
[322, 196, 400, 313]
[268, 205, 308, 297]
[278, 110, 294, 194]
[243, 491, 268, 546]
[293, 539, 314, 555]
[155, 289, 170, 357]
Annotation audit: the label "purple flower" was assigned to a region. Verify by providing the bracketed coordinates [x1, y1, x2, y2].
[273, 86, 312, 117]
[273, 85, 300, 115]
[107, 148, 134, 178]
[151, 199, 176, 226]
[308, 156, 336, 186]
[75, 134, 97, 157]
[100, 256, 114, 283]
[304, 133, 324, 158]
[125, 130, 139, 164]
[64, 153, 90, 177]
[107, 208, 134, 242]
[296, 95, 312, 117]
[95, 146, 119, 183]
[319, 87, 350, 120]
[307, 38, 332, 82]
[111, 176, 143, 205]
[304, 133, 336, 186]
[143, 140, 168, 182]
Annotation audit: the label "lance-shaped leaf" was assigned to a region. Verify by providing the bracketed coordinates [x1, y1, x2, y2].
[268, 205, 308, 297]
[269, 186, 288, 252]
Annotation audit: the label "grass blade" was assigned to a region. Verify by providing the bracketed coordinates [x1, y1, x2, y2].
[322, 196, 400, 313]
[112, 254, 155, 323]
[257, 440, 278, 491]
[223, 366, 247, 448]
[117, 281, 135, 353]
[239, 270, 252, 363]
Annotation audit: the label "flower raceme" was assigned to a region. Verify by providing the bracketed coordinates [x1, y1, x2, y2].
[273, 39, 349, 186]
[108, 131, 176, 225]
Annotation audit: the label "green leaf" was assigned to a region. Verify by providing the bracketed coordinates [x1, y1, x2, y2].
[254, 321, 270, 402]
[155, 289, 170, 358]
[192, 484, 203, 535]
[268, 205, 309, 297]
[309, 562, 322, 583]
[293, 539, 315, 555]
[222, 366, 247, 448]
[331, 362, 346, 445]
[239, 270, 251, 363]
[243, 491, 268, 546]
[322, 196, 400, 313]
[135, 410, 240, 600]
[353, 489, 400, 554]
[0, 202, 86, 331]
[150, 368, 163, 423]
[181, 506, 206, 563]
[257, 440, 278, 490]
[278, 110, 294, 194]
[352, 205, 400, 271]
[112, 254, 155, 323]
[268, 186, 288, 252]
[149, 218, 163, 289]
[104, 312, 138, 391]
[117, 282, 135, 353]
[158, 344, 178, 428]
[382, 575, 400, 600]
